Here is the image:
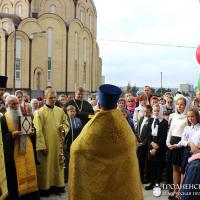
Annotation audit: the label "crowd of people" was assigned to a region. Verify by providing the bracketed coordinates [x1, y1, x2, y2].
[0, 75, 200, 200]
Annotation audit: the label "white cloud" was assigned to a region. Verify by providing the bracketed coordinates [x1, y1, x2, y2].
[93, 0, 200, 88]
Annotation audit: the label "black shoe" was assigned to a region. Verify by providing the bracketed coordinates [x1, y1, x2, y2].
[168, 194, 178, 200]
[50, 186, 65, 194]
[142, 179, 150, 184]
[39, 189, 50, 197]
[145, 183, 154, 190]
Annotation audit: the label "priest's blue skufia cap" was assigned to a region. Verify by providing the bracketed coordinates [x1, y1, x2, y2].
[98, 84, 122, 109]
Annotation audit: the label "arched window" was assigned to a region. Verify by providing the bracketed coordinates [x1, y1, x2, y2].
[74, 32, 78, 90]
[47, 28, 53, 85]
[15, 39, 22, 87]
[89, 14, 93, 31]
[83, 38, 87, 63]
[2, 22, 9, 31]
[80, 10, 84, 23]
[3, 6, 9, 13]
[75, 32, 78, 60]
[50, 4, 56, 14]
[16, 4, 22, 15]
[83, 38, 87, 89]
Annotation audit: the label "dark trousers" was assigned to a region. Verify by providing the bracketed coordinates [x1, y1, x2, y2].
[166, 150, 173, 184]
[150, 160, 163, 184]
[137, 145, 148, 180]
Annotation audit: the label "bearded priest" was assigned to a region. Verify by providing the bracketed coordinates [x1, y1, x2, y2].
[1, 95, 40, 200]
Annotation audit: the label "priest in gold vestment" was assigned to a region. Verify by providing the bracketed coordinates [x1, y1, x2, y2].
[0, 123, 8, 200]
[68, 84, 143, 200]
[33, 88, 69, 197]
[1, 95, 40, 200]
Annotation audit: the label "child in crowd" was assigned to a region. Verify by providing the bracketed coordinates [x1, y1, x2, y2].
[133, 95, 147, 129]
[163, 96, 174, 120]
[135, 105, 153, 183]
[159, 97, 166, 105]
[117, 98, 126, 109]
[180, 132, 200, 200]
[119, 108, 135, 133]
[176, 109, 200, 180]
[150, 96, 159, 107]
[145, 104, 168, 190]
[64, 105, 83, 182]
[166, 97, 189, 200]
[192, 98, 199, 110]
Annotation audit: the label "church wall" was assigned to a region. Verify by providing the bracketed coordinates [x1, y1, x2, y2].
[37, 14, 67, 91]
[0, 0, 29, 19]
[76, 0, 97, 38]
[6, 31, 29, 89]
[67, 19, 82, 92]
[78, 27, 92, 91]
[0, 0, 101, 93]
[0, 29, 6, 75]
[38, 0, 74, 22]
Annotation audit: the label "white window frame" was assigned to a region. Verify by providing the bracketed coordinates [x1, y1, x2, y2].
[15, 39, 21, 87]
[89, 14, 93, 31]
[47, 28, 53, 85]
[16, 4, 22, 15]
[50, 4, 56, 14]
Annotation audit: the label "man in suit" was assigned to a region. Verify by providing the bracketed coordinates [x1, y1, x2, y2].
[135, 105, 153, 183]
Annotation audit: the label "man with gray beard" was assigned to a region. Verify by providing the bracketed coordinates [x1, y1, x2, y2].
[1, 95, 40, 200]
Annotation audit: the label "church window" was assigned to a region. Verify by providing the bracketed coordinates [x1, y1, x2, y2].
[80, 10, 84, 23]
[3, 6, 9, 13]
[75, 32, 78, 60]
[47, 28, 53, 85]
[83, 38, 87, 62]
[83, 38, 87, 89]
[50, 4, 56, 13]
[89, 14, 93, 31]
[16, 4, 22, 15]
[15, 39, 21, 87]
[74, 32, 78, 90]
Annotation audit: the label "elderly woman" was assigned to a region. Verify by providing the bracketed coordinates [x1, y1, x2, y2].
[30, 98, 39, 114]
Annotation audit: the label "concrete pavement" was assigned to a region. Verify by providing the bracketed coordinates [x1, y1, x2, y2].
[41, 184, 169, 200]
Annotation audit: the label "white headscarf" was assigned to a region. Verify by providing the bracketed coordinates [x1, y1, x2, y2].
[174, 96, 191, 120]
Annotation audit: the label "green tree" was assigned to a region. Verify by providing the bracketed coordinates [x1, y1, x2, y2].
[131, 86, 139, 96]
[151, 87, 156, 95]
[126, 82, 132, 93]
[156, 88, 171, 96]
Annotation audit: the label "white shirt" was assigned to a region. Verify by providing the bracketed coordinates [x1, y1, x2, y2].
[177, 123, 200, 147]
[166, 116, 188, 146]
[140, 117, 149, 135]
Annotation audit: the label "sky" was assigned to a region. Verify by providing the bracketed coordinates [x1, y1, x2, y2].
[93, 0, 200, 89]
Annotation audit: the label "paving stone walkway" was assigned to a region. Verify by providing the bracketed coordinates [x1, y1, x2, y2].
[41, 184, 169, 200]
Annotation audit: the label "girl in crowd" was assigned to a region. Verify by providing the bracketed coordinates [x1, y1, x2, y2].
[180, 132, 200, 200]
[176, 109, 200, 181]
[166, 97, 189, 200]
[145, 104, 168, 190]
[163, 96, 175, 120]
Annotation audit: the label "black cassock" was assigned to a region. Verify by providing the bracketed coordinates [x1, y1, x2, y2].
[1, 116, 40, 200]
[180, 159, 200, 200]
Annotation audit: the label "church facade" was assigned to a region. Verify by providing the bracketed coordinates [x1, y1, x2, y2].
[0, 0, 102, 95]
